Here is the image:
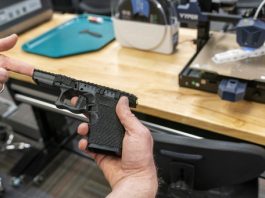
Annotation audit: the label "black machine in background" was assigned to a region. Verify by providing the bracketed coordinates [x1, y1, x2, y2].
[177, 0, 248, 51]
[77, 0, 113, 15]
[50, 0, 76, 13]
[51, 0, 113, 15]
[0, 0, 53, 37]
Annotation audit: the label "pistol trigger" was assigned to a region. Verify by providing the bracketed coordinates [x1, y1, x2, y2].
[76, 95, 87, 110]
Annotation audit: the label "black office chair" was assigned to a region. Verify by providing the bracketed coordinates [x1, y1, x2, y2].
[153, 132, 265, 198]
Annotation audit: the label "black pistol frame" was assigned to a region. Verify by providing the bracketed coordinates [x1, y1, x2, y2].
[32, 69, 137, 156]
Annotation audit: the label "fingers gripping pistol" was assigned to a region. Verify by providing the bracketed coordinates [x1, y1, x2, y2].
[32, 70, 137, 156]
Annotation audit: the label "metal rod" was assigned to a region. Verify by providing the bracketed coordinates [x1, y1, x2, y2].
[14, 94, 89, 123]
[14, 94, 202, 139]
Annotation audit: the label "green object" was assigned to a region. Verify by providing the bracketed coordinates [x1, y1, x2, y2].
[22, 14, 114, 58]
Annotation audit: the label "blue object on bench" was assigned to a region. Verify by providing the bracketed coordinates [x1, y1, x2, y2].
[22, 14, 114, 58]
[236, 18, 265, 49]
[218, 79, 247, 102]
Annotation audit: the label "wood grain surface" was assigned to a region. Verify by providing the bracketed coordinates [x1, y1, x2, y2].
[4, 14, 265, 145]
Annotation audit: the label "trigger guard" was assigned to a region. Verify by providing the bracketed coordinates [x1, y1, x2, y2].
[84, 93, 96, 103]
[75, 92, 97, 112]
[76, 93, 96, 108]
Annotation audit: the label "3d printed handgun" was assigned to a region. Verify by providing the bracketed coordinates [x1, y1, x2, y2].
[32, 69, 137, 156]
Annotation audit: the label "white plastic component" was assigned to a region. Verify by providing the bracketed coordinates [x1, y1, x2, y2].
[249, 46, 265, 57]
[87, 16, 103, 23]
[212, 45, 265, 64]
[112, 18, 178, 54]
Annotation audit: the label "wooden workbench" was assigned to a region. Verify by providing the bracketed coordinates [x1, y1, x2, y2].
[4, 14, 265, 145]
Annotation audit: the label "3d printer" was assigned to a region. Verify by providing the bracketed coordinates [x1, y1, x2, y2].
[178, 0, 265, 103]
[112, 0, 179, 54]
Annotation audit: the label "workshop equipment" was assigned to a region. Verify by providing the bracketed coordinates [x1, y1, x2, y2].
[0, 0, 53, 37]
[112, 0, 179, 54]
[176, 0, 265, 49]
[178, 0, 265, 103]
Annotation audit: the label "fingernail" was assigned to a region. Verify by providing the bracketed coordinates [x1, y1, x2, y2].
[79, 139, 88, 151]
[10, 34, 18, 38]
[122, 96, 129, 106]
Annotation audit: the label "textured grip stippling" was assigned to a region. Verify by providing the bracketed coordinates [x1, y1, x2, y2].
[87, 95, 124, 156]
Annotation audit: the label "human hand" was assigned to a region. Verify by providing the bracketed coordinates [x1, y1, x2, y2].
[77, 97, 158, 198]
[0, 34, 34, 91]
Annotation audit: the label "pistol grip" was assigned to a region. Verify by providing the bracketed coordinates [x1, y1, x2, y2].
[87, 96, 124, 156]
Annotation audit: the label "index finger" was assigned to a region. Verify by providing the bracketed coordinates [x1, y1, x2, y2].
[0, 34, 18, 52]
[0, 55, 34, 76]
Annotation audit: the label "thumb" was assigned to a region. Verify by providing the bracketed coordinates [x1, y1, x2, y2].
[116, 96, 146, 135]
[0, 34, 18, 52]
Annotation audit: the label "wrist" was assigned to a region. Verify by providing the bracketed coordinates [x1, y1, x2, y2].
[107, 179, 158, 198]
[107, 172, 158, 198]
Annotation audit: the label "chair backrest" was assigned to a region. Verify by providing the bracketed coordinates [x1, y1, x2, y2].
[152, 132, 265, 191]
